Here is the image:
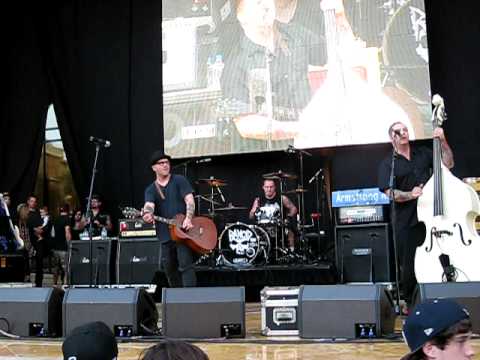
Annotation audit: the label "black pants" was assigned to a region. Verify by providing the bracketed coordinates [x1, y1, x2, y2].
[398, 223, 425, 306]
[161, 241, 196, 287]
[33, 240, 47, 287]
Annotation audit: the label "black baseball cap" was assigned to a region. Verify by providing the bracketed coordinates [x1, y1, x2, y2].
[62, 321, 118, 360]
[402, 299, 470, 359]
[150, 150, 171, 166]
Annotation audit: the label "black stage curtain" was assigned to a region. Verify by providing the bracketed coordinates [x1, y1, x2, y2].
[1, 0, 480, 217]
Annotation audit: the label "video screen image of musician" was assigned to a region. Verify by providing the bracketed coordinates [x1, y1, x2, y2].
[162, 0, 431, 158]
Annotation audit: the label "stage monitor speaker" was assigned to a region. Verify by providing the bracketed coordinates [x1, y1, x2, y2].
[413, 282, 480, 333]
[0, 287, 63, 337]
[335, 223, 393, 282]
[299, 284, 396, 339]
[68, 239, 117, 285]
[63, 288, 158, 337]
[162, 286, 245, 338]
[117, 238, 161, 285]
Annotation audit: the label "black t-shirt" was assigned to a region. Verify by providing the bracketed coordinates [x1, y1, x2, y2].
[256, 193, 282, 223]
[27, 209, 43, 246]
[144, 175, 193, 243]
[90, 211, 110, 237]
[51, 214, 70, 251]
[377, 145, 433, 230]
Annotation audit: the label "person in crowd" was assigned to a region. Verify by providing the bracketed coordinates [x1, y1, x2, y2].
[17, 203, 33, 282]
[85, 194, 113, 237]
[51, 204, 72, 285]
[26, 195, 47, 287]
[377, 121, 454, 311]
[71, 208, 86, 240]
[138, 340, 209, 360]
[401, 299, 474, 360]
[142, 151, 197, 287]
[62, 321, 118, 360]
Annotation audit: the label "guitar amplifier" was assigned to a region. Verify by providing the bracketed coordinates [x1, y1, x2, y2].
[119, 219, 156, 238]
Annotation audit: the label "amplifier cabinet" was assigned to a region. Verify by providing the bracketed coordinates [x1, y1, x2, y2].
[116, 238, 161, 285]
[68, 239, 117, 285]
[335, 223, 393, 283]
[261, 286, 299, 336]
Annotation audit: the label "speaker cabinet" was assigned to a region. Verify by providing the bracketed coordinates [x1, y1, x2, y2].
[413, 282, 480, 333]
[68, 239, 117, 285]
[335, 223, 393, 282]
[117, 238, 161, 285]
[0, 287, 64, 337]
[63, 288, 158, 337]
[299, 284, 396, 339]
[162, 287, 245, 338]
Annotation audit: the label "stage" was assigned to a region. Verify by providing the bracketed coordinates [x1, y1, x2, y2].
[152, 262, 337, 302]
[1, 303, 479, 360]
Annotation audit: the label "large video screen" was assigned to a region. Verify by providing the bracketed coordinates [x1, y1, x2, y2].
[162, 0, 431, 158]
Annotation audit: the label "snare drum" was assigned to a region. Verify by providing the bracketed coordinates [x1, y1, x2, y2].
[219, 222, 270, 266]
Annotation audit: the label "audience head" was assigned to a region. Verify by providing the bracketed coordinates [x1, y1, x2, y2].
[401, 299, 474, 360]
[62, 321, 118, 360]
[139, 340, 209, 360]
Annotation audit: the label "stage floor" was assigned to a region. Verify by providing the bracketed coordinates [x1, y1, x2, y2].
[1, 303, 479, 360]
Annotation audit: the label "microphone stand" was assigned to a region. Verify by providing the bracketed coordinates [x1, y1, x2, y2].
[85, 143, 102, 288]
[388, 148, 401, 315]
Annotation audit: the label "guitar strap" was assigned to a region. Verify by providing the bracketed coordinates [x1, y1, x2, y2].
[154, 181, 166, 201]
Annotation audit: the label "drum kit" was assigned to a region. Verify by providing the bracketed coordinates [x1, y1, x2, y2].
[194, 169, 321, 268]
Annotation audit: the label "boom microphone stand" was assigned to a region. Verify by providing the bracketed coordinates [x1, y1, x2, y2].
[85, 139, 109, 287]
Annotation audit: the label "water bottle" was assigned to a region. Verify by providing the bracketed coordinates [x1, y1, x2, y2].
[80, 229, 89, 240]
[206, 55, 214, 88]
[212, 54, 224, 89]
[101, 227, 108, 240]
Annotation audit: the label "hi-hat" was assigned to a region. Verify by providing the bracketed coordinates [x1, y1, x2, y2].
[262, 170, 297, 180]
[285, 188, 309, 194]
[197, 178, 227, 187]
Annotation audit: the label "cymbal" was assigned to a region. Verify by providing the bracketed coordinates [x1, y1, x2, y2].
[262, 170, 297, 180]
[215, 204, 248, 211]
[197, 178, 227, 187]
[285, 188, 309, 194]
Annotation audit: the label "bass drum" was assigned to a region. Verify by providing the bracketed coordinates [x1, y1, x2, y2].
[219, 222, 270, 267]
[382, 0, 430, 105]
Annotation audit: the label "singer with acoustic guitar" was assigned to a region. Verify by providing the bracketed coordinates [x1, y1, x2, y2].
[142, 151, 197, 287]
[377, 121, 454, 313]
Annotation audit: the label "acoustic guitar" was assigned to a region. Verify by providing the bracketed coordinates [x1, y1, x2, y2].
[122, 207, 217, 254]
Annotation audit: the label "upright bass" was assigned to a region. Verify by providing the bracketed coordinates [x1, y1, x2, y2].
[415, 95, 480, 282]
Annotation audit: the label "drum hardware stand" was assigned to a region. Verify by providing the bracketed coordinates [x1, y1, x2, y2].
[285, 145, 312, 261]
[308, 168, 325, 262]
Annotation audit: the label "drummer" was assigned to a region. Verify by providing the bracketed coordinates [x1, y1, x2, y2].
[249, 178, 297, 251]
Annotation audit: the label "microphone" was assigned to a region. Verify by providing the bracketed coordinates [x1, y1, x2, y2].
[393, 129, 402, 137]
[439, 254, 456, 282]
[195, 158, 212, 164]
[285, 145, 296, 154]
[308, 169, 323, 184]
[432, 94, 444, 107]
[89, 136, 111, 148]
